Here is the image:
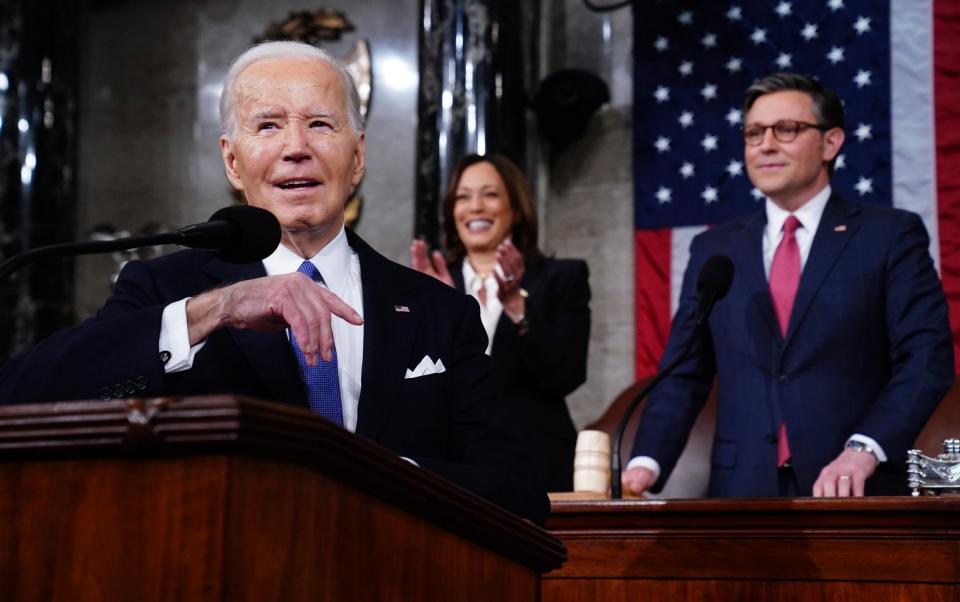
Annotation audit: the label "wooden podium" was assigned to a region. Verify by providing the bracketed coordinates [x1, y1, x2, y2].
[0, 396, 565, 601]
[544, 497, 960, 601]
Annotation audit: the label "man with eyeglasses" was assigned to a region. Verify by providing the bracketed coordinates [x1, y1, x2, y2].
[623, 72, 953, 498]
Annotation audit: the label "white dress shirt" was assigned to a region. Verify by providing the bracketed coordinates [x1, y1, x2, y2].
[158, 226, 365, 432]
[627, 184, 885, 482]
[762, 185, 831, 277]
[462, 260, 504, 356]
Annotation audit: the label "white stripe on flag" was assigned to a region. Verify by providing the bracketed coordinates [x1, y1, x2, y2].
[670, 225, 708, 317]
[891, 0, 940, 270]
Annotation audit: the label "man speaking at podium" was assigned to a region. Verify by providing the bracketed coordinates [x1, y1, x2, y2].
[623, 73, 953, 498]
[0, 42, 549, 523]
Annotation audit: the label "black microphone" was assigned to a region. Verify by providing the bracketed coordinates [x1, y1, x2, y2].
[179, 205, 281, 263]
[0, 205, 281, 281]
[610, 254, 734, 499]
[694, 254, 735, 326]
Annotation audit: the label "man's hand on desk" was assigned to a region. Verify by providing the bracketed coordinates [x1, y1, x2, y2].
[185, 273, 364, 365]
[812, 447, 878, 497]
[621, 466, 657, 497]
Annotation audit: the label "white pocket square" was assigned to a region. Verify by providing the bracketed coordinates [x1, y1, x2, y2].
[404, 355, 446, 379]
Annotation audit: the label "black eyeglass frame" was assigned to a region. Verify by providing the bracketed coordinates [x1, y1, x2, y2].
[742, 120, 832, 146]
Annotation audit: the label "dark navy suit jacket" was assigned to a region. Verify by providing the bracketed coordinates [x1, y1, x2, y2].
[631, 194, 954, 496]
[0, 229, 550, 522]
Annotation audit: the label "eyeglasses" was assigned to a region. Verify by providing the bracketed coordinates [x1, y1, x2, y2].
[742, 120, 829, 146]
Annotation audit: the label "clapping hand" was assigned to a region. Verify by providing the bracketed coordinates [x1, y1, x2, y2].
[410, 239, 454, 288]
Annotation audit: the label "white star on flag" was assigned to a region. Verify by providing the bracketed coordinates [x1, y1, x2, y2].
[835, 154, 846, 170]
[678, 111, 694, 128]
[654, 36, 669, 52]
[701, 83, 718, 100]
[679, 162, 695, 178]
[725, 57, 743, 73]
[679, 61, 694, 76]
[827, 46, 845, 64]
[854, 16, 872, 35]
[775, 2, 792, 17]
[801, 23, 818, 41]
[726, 5, 742, 21]
[828, 0, 844, 11]
[725, 159, 744, 177]
[776, 53, 793, 69]
[855, 177, 874, 196]
[854, 123, 873, 141]
[678, 10, 694, 25]
[751, 188, 766, 201]
[751, 29, 767, 45]
[701, 33, 718, 48]
[725, 108, 742, 126]
[654, 136, 671, 152]
[654, 86, 670, 102]
[701, 134, 719, 151]
[853, 70, 872, 89]
[656, 187, 673, 204]
[702, 186, 719, 203]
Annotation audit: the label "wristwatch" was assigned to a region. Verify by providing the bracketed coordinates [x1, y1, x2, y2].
[513, 288, 530, 335]
[845, 439, 877, 458]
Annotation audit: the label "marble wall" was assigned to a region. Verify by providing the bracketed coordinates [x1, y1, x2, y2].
[537, 0, 635, 428]
[74, 0, 636, 429]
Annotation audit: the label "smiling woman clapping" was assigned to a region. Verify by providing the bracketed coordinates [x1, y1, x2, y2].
[411, 153, 591, 492]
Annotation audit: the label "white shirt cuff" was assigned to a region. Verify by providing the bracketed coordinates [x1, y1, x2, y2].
[848, 434, 888, 463]
[159, 298, 206, 373]
[626, 456, 661, 481]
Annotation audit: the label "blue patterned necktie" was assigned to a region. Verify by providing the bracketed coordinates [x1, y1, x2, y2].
[290, 260, 344, 426]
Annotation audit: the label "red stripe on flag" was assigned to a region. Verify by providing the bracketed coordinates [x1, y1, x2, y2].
[934, 0, 960, 372]
[634, 229, 672, 378]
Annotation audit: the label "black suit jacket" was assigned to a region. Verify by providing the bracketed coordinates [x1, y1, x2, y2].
[0, 230, 549, 522]
[452, 257, 591, 491]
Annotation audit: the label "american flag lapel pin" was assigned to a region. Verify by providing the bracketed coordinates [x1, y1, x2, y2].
[394, 305, 410, 313]
[834, 224, 847, 232]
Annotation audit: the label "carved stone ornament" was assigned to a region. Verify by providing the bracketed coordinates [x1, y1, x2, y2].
[907, 439, 960, 496]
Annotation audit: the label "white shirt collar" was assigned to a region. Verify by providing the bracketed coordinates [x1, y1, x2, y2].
[261, 226, 352, 294]
[764, 185, 832, 236]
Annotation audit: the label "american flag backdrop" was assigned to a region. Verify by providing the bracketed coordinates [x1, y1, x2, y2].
[633, 0, 960, 377]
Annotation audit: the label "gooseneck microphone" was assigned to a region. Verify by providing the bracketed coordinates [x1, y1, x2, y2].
[610, 254, 734, 499]
[0, 205, 281, 281]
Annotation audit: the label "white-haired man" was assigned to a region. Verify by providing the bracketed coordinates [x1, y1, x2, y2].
[0, 42, 549, 523]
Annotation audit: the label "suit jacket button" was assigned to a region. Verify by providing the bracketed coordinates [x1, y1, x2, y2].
[778, 374, 788, 383]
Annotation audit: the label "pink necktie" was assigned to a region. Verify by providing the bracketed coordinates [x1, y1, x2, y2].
[770, 215, 801, 337]
[769, 215, 800, 467]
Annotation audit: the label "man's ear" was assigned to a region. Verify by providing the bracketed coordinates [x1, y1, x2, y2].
[220, 135, 244, 192]
[351, 132, 366, 188]
[821, 127, 845, 163]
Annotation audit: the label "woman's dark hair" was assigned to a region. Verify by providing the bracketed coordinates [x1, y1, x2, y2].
[441, 153, 544, 265]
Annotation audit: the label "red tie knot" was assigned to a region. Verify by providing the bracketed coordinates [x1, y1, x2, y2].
[783, 215, 801, 237]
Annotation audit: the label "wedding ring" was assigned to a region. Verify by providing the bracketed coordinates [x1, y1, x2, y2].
[838, 474, 851, 480]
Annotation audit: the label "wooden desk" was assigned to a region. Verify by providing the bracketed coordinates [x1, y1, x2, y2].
[0, 397, 565, 601]
[545, 497, 960, 601]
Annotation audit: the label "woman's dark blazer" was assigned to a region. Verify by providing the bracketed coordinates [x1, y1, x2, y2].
[452, 257, 591, 491]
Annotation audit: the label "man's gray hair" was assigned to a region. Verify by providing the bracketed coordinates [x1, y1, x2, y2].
[219, 41, 363, 140]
